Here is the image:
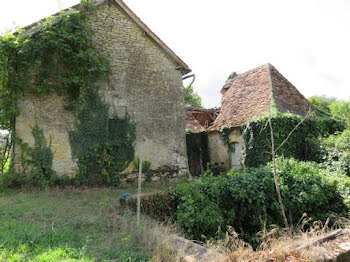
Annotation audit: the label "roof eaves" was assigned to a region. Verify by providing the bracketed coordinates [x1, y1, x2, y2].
[113, 0, 191, 75]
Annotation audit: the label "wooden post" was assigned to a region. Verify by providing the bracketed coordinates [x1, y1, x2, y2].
[137, 158, 142, 226]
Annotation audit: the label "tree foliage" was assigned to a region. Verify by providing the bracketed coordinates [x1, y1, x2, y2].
[183, 85, 202, 108]
[308, 96, 336, 114]
[309, 96, 350, 126]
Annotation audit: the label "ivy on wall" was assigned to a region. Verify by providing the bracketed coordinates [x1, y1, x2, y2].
[240, 113, 346, 167]
[0, 0, 108, 132]
[0, 0, 137, 186]
[18, 124, 55, 188]
[69, 90, 136, 186]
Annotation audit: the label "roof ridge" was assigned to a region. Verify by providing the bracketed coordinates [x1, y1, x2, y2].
[266, 63, 274, 107]
[221, 63, 271, 93]
[10, 0, 191, 75]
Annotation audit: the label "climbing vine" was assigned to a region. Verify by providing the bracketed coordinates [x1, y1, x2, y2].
[0, 0, 137, 186]
[19, 124, 56, 188]
[0, 0, 108, 132]
[241, 113, 346, 167]
[69, 90, 136, 186]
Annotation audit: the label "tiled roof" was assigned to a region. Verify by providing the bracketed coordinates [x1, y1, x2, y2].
[185, 107, 219, 133]
[208, 64, 311, 131]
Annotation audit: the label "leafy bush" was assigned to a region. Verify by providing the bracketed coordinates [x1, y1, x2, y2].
[241, 113, 345, 167]
[172, 175, 227, 239]
[172, 158, 350, 242]
[320, 129, 350, 176]
[120, 192, 177, 221]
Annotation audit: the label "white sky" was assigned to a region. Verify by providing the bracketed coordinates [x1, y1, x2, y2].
[1, 0, 349, 108]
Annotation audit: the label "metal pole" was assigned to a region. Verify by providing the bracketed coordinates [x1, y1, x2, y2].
[137, 158, 142, 226]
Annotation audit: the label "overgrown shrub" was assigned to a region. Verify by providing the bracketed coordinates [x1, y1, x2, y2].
[172, 158, 350, 243]
[241, 113, 345, 167]
[172, 175, 227, 238]
[320, 129, 350, 176]
[120, 192, 177, 221]
[17, 124, 56, 188]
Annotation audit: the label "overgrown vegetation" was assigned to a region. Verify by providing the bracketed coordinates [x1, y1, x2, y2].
[132, 157, 152, 182]
[69, 90, 135, 186]
[0, 0, 108, 130]
[172, 158, 350, 245]
[22, 124, 55, 188]
[183, 85, 202, 108]
[0, 0, 138, 187]
[308, 96, 350, 176]
[241, 113, 345, 167]
[309, 96, 350, 126]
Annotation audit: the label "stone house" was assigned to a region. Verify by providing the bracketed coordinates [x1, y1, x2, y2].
[186, 64, 311, 175]
[14, 0, 191, 177]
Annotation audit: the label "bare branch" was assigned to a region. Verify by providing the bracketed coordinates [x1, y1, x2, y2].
[275, 107, 312, 153]
[268, 99, 289, 229]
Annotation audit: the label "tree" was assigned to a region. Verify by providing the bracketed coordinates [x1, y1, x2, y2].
[183, 85, 202, 108]
[329, 101, 350, 127]
[308, 96, 337, 114]
[309, 96, 350, 127]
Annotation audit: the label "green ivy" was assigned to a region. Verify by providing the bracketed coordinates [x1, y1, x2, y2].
[0, 0, 137, 186]
[19, 124, 56, 188]
[69, 90, 136, 186]
[240, 113, 345, 167]
[0, 0, 108, 132]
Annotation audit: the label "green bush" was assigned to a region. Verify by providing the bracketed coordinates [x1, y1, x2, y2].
[0, 171, 24, 190]
[120, 192, 177, 221]
[320, 129, 350, 176]
[172, 176, 227, 239]
[241, 113, 345, 167]
[172, 158, 350, 242]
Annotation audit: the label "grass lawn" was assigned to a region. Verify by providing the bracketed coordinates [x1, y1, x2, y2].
[0, 182, 175, 262]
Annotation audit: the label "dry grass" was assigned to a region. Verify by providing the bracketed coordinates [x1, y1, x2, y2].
[205, 215, 350, 262]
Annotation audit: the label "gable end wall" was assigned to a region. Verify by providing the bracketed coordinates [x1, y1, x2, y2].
[14, 2, 188, 176]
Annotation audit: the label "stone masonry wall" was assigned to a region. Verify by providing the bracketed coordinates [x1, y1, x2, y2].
[14, 2, 188, 176]
[208, 128, 245, 171]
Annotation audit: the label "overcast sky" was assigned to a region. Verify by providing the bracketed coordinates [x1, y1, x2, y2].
[1, 0, 349, 108]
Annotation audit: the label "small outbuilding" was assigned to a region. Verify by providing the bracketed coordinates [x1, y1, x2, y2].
[186, 63, 313, 175]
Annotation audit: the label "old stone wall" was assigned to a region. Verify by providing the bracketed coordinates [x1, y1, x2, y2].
[208, 128, 245, 171]
[15, 93, 76, 175]
[14, 2, 188, 176]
